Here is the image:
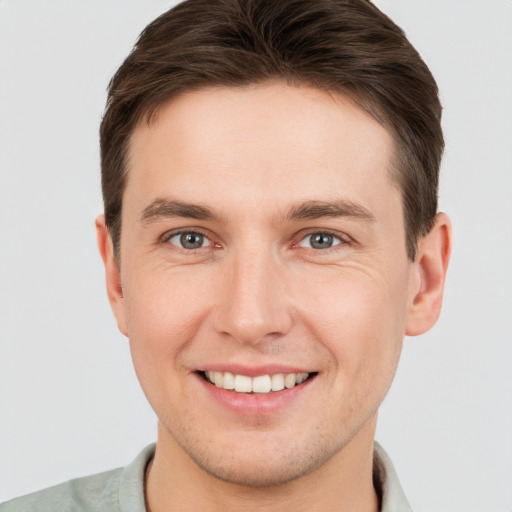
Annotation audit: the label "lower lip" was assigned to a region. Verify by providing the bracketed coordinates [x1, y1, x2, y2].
[195, 373, 315, 416]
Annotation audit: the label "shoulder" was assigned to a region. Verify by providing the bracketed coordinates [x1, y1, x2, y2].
[0, 444, 155, 512]
[0, 468, 122, 512]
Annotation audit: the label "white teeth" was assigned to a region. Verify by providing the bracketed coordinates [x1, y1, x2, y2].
[214, 371, 223, 388]
[223, 371, 235, 390]
[204, 371, 310, 393]
[296, 372, 308, 384]
[284, 373, 297, 389]
[252, 375, 272, 393]
[271, 373, 285, 391]
[234, 374, 253, 393]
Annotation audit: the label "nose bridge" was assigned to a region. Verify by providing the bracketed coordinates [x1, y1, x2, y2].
[213, 241, 293, 344]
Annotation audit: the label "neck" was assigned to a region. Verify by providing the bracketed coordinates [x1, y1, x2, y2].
[145, 419, 379, 512]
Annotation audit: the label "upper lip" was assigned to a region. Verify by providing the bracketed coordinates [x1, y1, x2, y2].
[196, 364, 314, 377]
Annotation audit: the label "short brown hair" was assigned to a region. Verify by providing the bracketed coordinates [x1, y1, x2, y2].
[100, 0, 443, 261]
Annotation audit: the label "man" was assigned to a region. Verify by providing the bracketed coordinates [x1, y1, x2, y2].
[1, 0, 451, 510]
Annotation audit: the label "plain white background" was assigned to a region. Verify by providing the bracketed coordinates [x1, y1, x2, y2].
[0, 1, 511, 510]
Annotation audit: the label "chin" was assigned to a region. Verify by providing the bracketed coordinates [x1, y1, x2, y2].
[174, 426, 343, 488]
[193, 449, 325, 487]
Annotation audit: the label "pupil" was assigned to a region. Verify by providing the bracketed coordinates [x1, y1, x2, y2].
[181, 233, 203, 249]
[311, 233, 333, 249]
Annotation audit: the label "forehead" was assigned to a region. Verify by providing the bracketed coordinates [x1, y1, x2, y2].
[125, 82, 398, 221]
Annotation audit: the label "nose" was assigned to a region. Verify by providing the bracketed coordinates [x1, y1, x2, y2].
[212, 246, 294, 346]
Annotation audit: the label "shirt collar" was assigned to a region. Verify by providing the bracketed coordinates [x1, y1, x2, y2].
[373, 441, 413, 512]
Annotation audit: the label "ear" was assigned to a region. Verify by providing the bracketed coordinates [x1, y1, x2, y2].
[406, 213, 452, 336]
[95, 214, 128, 337]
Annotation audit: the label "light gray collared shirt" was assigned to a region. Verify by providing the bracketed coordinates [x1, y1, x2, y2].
[0, 442, 412, 511]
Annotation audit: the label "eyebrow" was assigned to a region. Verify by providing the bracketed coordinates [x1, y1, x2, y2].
[139, 197, 376, 225]
[139, 198, 219, 224]
[287, 200, 376, 222]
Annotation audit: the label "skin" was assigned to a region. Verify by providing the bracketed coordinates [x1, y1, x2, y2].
[97, 82, 451, 512]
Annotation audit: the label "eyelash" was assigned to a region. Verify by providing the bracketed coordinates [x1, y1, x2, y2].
[160, 228, 350, 253]
[295, 230, 347, 251]
[160, 228, 216, 251]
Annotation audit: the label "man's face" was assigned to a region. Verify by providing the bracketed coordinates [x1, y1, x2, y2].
[113, 83, 419, 485]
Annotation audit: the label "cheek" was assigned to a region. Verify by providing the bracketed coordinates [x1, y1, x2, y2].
[121, 265, 213, 389]
[296, 266, 409, 377]
[122, 271, 210, 419]
[123, 260, 210, 336]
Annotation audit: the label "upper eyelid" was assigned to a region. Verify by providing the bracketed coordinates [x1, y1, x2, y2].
[169, 231, 212, 243]
[296, 232, 344, 249]
[295, 228, 350, 243]
[162, 229, 218, 252]
[157, 227, 352, 248]
[159, 227, 213, 243]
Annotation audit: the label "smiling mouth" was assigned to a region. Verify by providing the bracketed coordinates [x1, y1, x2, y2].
[199, 371, 317, 394]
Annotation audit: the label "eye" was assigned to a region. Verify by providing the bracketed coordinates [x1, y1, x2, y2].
[298, 232, 343, 250]
[167, 231, 212, 250]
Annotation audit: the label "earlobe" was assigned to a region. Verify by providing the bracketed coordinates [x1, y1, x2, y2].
[405, 213, 452, 336]
[95, 215, 128, 337]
